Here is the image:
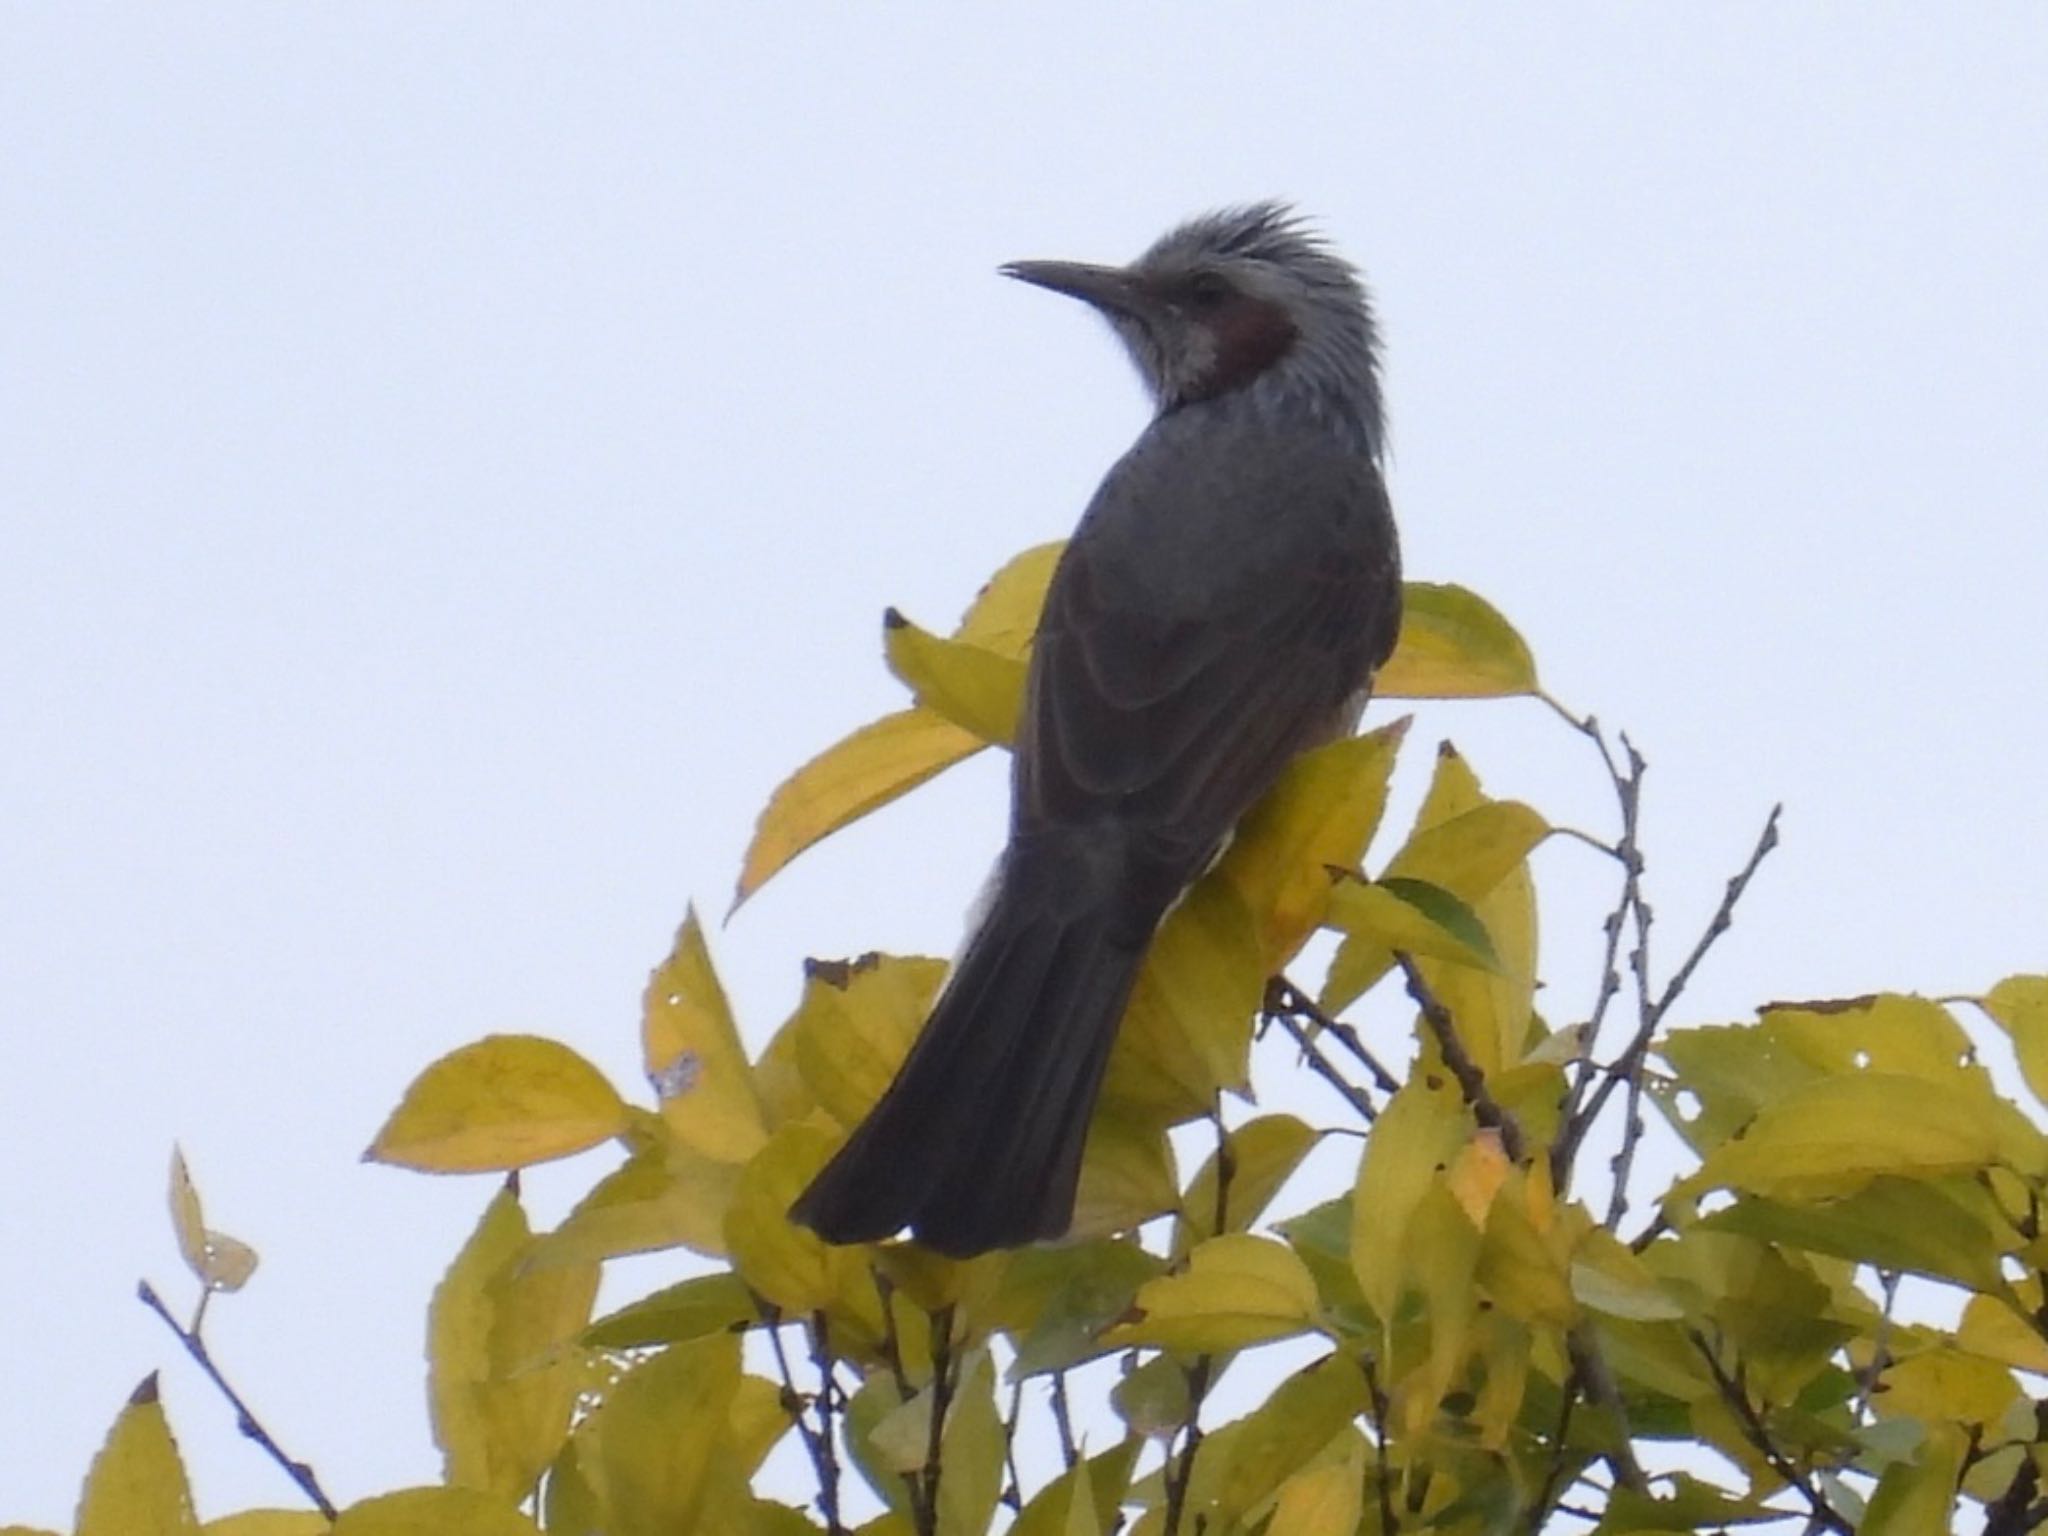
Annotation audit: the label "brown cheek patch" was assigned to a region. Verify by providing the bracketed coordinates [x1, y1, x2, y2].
[1190, 296, 1297, 400]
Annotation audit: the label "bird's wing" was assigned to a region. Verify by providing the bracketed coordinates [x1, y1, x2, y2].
[1016, 426, 1400, 873]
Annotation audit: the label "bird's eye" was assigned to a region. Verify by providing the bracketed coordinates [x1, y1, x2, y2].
[1186, 272, 1233, 309]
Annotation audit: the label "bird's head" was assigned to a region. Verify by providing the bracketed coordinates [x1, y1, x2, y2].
[1002, 202, 1382, 454]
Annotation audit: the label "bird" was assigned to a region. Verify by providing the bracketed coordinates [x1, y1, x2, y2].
[790, 203, 1402, 1257]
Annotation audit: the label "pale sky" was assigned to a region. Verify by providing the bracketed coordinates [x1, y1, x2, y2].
[4, 6, 2045, 1528]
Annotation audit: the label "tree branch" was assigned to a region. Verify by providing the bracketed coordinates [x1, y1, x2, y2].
[138, 1279, 336, 1518]
[1396, 952, 1526, 1162]
[1687, 1327, 1850, 1534]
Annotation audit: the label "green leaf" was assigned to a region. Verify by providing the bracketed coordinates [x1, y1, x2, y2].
[1698, 1177, 2010, 1294]
[936, 1351, 1005, 1536]
[583, 1271, 759, 1350]
[1205, 1354, 1367, 1530]
[1000, 1240, 1166, 1378]
[1375, 582, 1538, 699]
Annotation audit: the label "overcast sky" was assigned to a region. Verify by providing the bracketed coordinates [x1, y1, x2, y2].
[4, 6, 2045, 1527]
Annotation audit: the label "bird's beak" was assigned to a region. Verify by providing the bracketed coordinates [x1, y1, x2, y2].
[1000, 259, 1151, 321]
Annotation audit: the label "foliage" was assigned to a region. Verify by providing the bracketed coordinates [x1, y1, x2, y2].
[22, 542, 2048, 1535]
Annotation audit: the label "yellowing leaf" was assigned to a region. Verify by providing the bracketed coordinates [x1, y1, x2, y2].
[1958, 1291, 2048, 1373]
[329, 1488, 539, 1536]
[723, 1121, 883, 1341]
[1349, 1077, 1471, 1323]
[936, 1351, 1005, 1536]
[1264, 1451, 1363, 1536]
[530, 1117, 738, 1265]
[200, 1514, 333, 1535]
[1374, 583, 1537, 699]
[1102, 878, 1264, 1121]
[366, 1035, 628, 1174]
[883, 611, 1025, 745]
[1698, 1177, 2010, 1294]
[791, 954, 949, 1130]
[1325, 879, 1499, 973]
[76, 1377, 197, 1536]
[1215, 721, 1406, 969]
[1100, 1234, 1322, 1354]
[642, 909, 767, 1163]
[1686, 1072, 2002, 1201]
[731, 706, 983, 912]
[1206, 1355, 1367, 1529]
[1068, 1113, 1178, 1243]
[954, 541, 1063, 657]
[1860, 1422, 1963, 1536]
[1176, 1114, 1321, 1254]
[1876, 1348, 2018, 1428]
[429, 1185, 598, 1500]
[584, 1271, 758, 1351]
[1981, 975, 2048, 1110]
[168, 1146, 259, 1294]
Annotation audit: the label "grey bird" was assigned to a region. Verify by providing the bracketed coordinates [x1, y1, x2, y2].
[791, 203, 1402, 1257]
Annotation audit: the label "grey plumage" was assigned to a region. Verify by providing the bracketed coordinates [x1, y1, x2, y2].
[791, 203, 1402, 1257]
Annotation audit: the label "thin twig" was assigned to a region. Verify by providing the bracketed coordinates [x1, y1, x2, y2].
[1395, 953, 1526, 1163]
[759, 1302, 847, 1535]
[1269, 975, 1402, 1095]
[1163, 1109, 1233, 1535]
[1049, 1370, 1079, 1469]
[137, 1279, 336, 1518]
[1266, 998, 1379, 1122]
[1686, 1327, 1851, 1534]
[808, 1312, 849, 1535]
[1523, 1361, 1584, 1535]
[1567, 1328, 1647, 1494]
[1363, 1354, 1399, 1535]
[999, 1374, 1026, 1512]
[919, 1305, 958, 1535]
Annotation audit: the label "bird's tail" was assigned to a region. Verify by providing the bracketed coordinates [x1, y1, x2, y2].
[790, 855, 1151, 1257]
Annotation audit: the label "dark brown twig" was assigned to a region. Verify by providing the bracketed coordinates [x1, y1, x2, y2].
[1523, 1361, 1584, 1535]
[1049, 1370, 1079, 1469]
[1269, 975, 1402, 1095]
[1686, 1327, 1850, 1534]
[919, 1305, 958, 1535]
[1395, 953, 1526, 1163]
[138, 1279, 336, 1518]
[1162, 1108, 1233, 1535]
[758, 1301, 848, 1535]
[1363, 1354, 1400, 1535]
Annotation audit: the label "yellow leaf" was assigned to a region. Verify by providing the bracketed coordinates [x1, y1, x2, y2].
[1446, 1130, 1510, 1226]
[429, 1185, 598, 1500]
[723, 1121, 883, 1341]
[1205, 1355, 1367, 1527]
[1981, 975, 2048, 1110]
[1958, 1292, 2048, 1373]
[1068, 1112, 1178, 1243]
[1686, 1072, 2002, 1201]
[1399, 1183, 1484, 1435]
[76, 1376, 197, 1536]
[1100, 1234, 1322, 1354]
[936, 1352, 1005, 1536]
[883, 610, 1025, 745]
[365, 1035, 628, 1173]
[531, 1118, 738, 1264]
[954, 541, 1063, 657]
[1877, 1348, 2019, 1428]
[168, 1147, 260, 1294]
[642, 909, 767, 1163]
[791, 954, 949, 1130]
[731, 706, 983, 912]
[1264, 1450, 1363, 1536]
[200, 1514, 333, 1535]
[1215, 722, 1406, 969]
[1860, 1422, 1964, 1536]
[1324, 744, 1547, 1017]
[1374, 582, 1537, 699]
[1324, 880, 1498, 973]
[1176, 1114, 1322, 1253]
[1349, 1076, 1472, 1323]
[575, 1335, 760, 1536]
[1102, 877, 1264, 1121]
[329, 1486, 540, 1535]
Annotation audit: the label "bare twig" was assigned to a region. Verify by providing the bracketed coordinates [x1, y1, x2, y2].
[1049, 1370, 1079, 1469]
[919, 1305, 958, 1535]
[1523, 1361, 1584, 1535]
[1395, 953, 1526, 1163]
[758, 1302, 848, 1535]
[1268, 975, 1401, 1095]
[1266, 995, 1379, 1122]
[137, 1279, 336, 1518]
[1363, 1354, 1400, 1535]
[1567, 1328, 1647, 1494]
[1000, 1374, 1026, 1512]
[1162, 1109, 1233, 1535]
[1687, 1327, 1851, 1534]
